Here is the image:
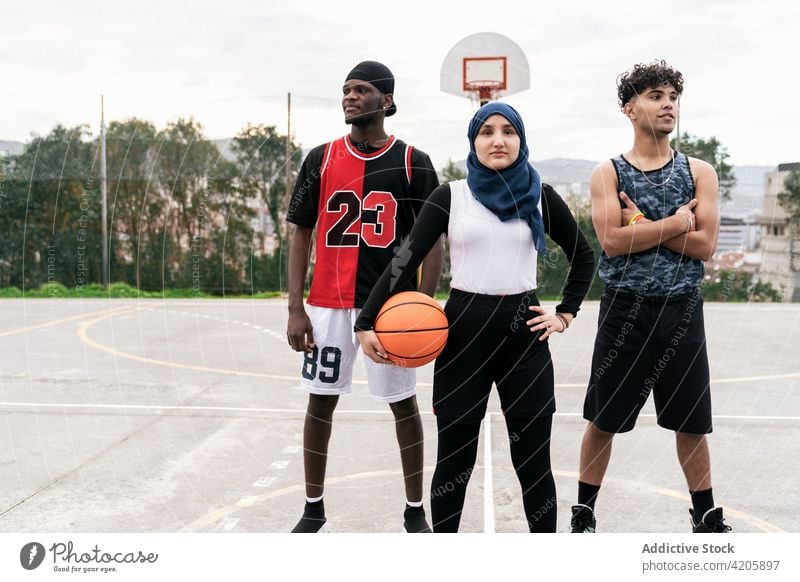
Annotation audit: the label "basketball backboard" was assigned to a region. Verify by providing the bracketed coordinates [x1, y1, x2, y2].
[441, 32, 530, 105]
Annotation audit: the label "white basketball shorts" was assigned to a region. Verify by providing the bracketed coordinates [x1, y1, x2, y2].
[298, 305, 416, 403]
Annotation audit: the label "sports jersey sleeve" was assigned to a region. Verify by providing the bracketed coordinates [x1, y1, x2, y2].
[541, 184, 595, 316]
[354, 183, 451, 331]
[408, 148, 440, 215]
[286, 145, 326, 228]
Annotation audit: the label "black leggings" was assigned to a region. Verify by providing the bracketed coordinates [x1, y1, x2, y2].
[430, 414, 556, 533]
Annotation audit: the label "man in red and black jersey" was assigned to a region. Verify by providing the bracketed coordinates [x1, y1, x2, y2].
[286, 61, 443, 532]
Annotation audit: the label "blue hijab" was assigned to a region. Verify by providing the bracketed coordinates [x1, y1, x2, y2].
[466, 102, 545, 252]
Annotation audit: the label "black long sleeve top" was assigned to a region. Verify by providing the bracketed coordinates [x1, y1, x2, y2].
[354, 182, 595, 331]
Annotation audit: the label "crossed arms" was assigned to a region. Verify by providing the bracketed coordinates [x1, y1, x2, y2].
[590, 158, 720, 261]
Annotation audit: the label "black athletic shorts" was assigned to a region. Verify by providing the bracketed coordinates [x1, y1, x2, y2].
[432, 289, 555, 422]
[583, 289, 712, 434]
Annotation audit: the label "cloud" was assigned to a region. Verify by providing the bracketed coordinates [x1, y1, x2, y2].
[1, 0, 798, 166]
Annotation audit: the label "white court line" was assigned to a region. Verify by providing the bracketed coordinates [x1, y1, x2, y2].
[253, 477, 276, 488]
[483, 414, 495, 533]
[2, 401, 800, 421]
[74, 303, 800, 387]
[551, 412, 800, 421]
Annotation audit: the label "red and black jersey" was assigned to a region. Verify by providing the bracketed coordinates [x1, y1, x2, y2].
[287, 135, 439, 308]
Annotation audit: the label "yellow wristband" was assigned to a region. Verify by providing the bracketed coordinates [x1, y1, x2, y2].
[628, 212, 644, 226]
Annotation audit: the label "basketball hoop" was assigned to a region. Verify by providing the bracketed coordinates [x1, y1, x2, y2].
[463, 56, 507, 105]
[465, 81, 504, 106]
[441, 33, 529, 108]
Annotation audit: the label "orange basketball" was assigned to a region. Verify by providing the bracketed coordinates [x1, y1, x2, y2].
[374, 291, 449, 368]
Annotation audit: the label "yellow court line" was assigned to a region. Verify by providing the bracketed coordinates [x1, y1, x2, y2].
[76, 309, 299, 381]
[555, 470, 785, 533]
[3, 403, 800, 423]
[181, 466, 783, 533]
[0, 305, 136, 338]
[75, 309, 800, 388]
[180, 467, 431, 532]
[562, 372, 800, 387]
[714, 372, 800, 383]
[76, 309, 421, 385]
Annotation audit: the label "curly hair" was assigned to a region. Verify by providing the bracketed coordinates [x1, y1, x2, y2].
[617, 60, 684, 108]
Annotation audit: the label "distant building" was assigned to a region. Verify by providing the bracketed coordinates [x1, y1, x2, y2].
[716, 216, 760, 253]
[546, 181, 590, 199]
[758, 162, 800, 301]
[0, 140, 24, 158]
[248, 202, 280, 256]
[707, 250, 761, 278]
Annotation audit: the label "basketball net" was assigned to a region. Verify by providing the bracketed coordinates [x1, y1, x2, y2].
[466, 81, 503, 108]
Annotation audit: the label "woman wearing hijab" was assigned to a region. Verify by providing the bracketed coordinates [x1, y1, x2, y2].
[354, 102, 594, 532]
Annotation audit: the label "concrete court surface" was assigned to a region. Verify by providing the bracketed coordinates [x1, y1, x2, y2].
[0, 298, 798, 533]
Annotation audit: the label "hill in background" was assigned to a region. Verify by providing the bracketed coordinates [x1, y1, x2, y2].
[0, 140, 24, 157]
[0, 136, 777, 217]
[447, 157, 774, 215]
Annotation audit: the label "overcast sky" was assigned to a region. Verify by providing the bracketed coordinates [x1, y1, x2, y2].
[1, 0, 797, 168]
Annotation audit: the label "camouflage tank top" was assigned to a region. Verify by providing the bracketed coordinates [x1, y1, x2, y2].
[598, 152, 704, 296]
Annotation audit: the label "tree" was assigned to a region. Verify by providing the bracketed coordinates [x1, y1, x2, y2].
[231, 124, 302, 250]
[777, 167, 800, 222]
[102, 118, 161, 288]
[0, 119, 303, 294]
[670, 132, 736, 202]
[434, 160, 468, 294]
[151, 118, 253, 293]
[536, 192, 603, 300]
[701, 270, 781, 302]
[0, 125, 100, 290]
[440, 159, 466, 183]
[777, 167, 800, 291]
[230, 124, 303, 293]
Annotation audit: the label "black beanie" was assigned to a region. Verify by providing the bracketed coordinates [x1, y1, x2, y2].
[345, 61, 397, 116]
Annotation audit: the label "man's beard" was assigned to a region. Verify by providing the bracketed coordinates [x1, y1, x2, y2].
[345, 102, 383, 125]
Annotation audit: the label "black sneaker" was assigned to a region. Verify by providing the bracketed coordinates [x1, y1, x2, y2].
[570, 504, 596, 533]
[691, 507, 731, 533]
[291, 500, 328, 533]
[403, 505, 432, 533]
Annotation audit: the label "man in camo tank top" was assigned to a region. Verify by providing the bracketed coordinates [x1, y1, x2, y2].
[570, 61, 729, 534]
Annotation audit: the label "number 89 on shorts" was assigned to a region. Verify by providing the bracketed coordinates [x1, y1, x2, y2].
[301, 346, 343, 384]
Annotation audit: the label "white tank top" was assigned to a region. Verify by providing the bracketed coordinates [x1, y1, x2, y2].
[447, 179, 539, 295]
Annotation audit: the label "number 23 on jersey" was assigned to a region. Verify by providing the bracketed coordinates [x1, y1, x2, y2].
[325, 190, 397, 248]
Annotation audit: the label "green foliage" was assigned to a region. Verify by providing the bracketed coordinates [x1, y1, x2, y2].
[34, 282, 69, 297]
[0, 287, 23, 298]
[435, 238, 453, 295]
[106, 282, 142, 297]
[536, 192, 603, 300]
[0, 282, 215, 298]
[250, 243, 287, 293]
[747, 280, 784, 302]
[701, 270, 781, 302]
[440, 159, 466, 183]
[104, 118, 159, 288]
[1, 118, 297, 296]
[0, 125, 101, 289]
[151, 118, 253, 293]
[250, 291, 283, 299]
[777, 168, 800, 222]
[434, 187, 605, 300]
[78, 283, 107, 296]
[670, 132, 736, 202]
[434, 161, 468, 294]
[231, 123, 302, 247]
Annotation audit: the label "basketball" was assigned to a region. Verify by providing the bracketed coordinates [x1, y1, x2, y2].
[374, 291, 449, 368]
